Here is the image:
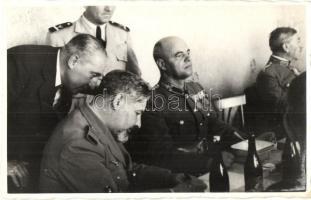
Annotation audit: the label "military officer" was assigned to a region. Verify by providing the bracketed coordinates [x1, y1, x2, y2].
[46, 6, 140, 75]
[39, 70, 206, 193]
[127, 36, 245, 176]
[256, 27, 303, 138]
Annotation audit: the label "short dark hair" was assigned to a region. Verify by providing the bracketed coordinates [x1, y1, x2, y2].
[63, 34, 106, 60]
[269, 27, 297, 54]
[96, 70, 151, 100]
[153, 40, 163, 62]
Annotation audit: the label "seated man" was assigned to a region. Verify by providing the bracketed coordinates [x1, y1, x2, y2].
[39, 70, 206, 193]
[127, 36, 245, 176]
[255, 27, 302, 139]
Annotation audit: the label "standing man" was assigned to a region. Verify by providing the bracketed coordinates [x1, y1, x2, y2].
[256, 27, 303, 139]
[39, 70, 206, 193]
[46, 6, 140, 75]
[127, 36, 245, 176]
[7, 34, 107, 192]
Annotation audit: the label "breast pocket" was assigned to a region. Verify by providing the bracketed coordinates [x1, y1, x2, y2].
[106, 160, 129, 191]
[115, 43, 128, 63]
[165, 114, 197, 143]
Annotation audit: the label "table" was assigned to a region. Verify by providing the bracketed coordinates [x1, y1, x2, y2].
[199, 149, 283, 192]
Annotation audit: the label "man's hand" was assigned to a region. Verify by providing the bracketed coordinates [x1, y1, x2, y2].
[7, 160, 29, 188]
[221, 151, 235, 168]
[171, 173, 207, 192]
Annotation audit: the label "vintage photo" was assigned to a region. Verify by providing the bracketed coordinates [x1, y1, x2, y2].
[1, 1, 309, 198]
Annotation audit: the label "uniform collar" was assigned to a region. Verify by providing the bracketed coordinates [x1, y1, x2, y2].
[269, 54, 291, 67]
[79, 104, 128, 167]
[80, 14, 107, 40]
[159, 81, 186, 95]
[55, 49, 61, 87]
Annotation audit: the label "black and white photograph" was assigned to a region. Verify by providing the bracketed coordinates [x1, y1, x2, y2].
[1, 0, 309, 199]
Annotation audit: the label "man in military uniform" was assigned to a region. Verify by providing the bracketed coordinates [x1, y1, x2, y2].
[39, 70, 206, 193]
[7, 34, 107, 192]
[46, 6, 140, 75]
[127, 36, 245, 176]
[46, 6, 141, 112]
[256, 27, 303, 138]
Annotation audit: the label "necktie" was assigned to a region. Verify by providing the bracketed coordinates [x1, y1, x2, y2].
[53, 86, 71, 118]
[96, 26, 106, 48]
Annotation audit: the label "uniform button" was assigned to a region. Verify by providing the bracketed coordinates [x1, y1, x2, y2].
[116, 176, 121, 180]
[179, 120, 184, 125]
[207, 113, 210, 116]
[286, 83, 290, 87]
[132, 172, 136, 177]
[200, 122, 203, 126]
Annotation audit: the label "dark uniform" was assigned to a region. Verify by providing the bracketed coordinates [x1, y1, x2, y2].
[7, 45, 71, 192]
[255, 55, 299, 138]
[127, 81, 241, 176]
[39, 105, 181, 193]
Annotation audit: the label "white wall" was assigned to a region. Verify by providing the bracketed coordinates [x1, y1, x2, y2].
[6, 3, 306, 97]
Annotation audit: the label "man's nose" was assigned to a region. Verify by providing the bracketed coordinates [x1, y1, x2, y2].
[184, 54, 191, 62]
[92, 76, 103, 87]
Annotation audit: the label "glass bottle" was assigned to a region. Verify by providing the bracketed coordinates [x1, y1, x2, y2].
[209, 137, 230, 192]
[244, 133, 263, 192]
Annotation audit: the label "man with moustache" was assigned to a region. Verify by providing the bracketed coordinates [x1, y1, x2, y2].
[7, 34, 107, 192]
[39, 70, 206, 193]
[127, 36, 245, 176]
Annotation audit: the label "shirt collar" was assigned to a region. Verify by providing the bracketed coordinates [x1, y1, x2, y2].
[55, 49, 61, 87]
[271, 54, 289, 62]
[81, 14, 107, 39]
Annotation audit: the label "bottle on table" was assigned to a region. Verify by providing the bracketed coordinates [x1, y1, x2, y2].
[282, 139, 301, 182]
[209, 136, 230, 192]
[244, 133, 263, 192]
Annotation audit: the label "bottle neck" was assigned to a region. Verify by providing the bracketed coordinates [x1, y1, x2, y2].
[248, 135, 257, 152]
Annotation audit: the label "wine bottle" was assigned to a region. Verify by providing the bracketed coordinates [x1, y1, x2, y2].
[209, 137, 230, 192]
[282, 140, 301, 181]
[244, 134, 263, 192]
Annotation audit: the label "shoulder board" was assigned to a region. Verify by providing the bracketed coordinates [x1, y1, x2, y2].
[48, 22, 73, 33]
[109, 21, 130, 32]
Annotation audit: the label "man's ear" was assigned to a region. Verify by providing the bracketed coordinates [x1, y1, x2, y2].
[68, 54, 80, 69]
[282, 42, 290, 53]
[112, 93, 125, 110]
[156, 58, 167, 71]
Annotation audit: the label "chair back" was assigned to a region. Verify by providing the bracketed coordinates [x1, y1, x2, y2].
[215, 95, 246, 127]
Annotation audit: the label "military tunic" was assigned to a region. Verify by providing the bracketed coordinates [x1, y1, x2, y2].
[256, 55, 299, 138]
[127, 81, 239, 176]
[39, 105, 177, 192]
[256, 55, 298, 113]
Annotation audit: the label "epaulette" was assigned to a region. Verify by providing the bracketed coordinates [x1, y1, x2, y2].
[109, 21, 130, 32]
[48, 22, 72, 33]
